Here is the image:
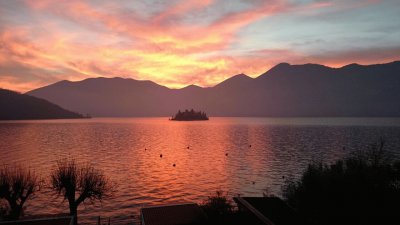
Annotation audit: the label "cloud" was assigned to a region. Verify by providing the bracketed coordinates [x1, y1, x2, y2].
[0, 0, 399, 92]
[0, 76, 44, 93]
[153, 0, 215, 23]
[2, 0, 292, 91]
[306, 46, 400, 67]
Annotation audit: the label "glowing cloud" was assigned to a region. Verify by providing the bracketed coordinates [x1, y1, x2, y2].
[0, 0, 399, 92]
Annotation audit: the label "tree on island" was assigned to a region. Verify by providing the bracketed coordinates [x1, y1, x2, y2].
[50, 159, 113, 225]
[0, 166, 40, 220]
[171, 109, 209, 121]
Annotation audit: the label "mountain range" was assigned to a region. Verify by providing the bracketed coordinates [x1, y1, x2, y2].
[0, 89, 83, 120]
[26, 61, 400, 117]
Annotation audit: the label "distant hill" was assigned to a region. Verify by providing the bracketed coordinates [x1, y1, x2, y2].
[26, 61, 400, 117]
[0, 89, 84, 120]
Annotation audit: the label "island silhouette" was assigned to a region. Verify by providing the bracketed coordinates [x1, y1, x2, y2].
[170, 109, 209, 121]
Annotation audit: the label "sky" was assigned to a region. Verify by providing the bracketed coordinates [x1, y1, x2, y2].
[0, 0, 399, 92]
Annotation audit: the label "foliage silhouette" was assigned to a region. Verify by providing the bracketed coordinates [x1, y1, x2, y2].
[50, 159, 112, 225]
[282, 139, 400, 225]
[201, 191, 234, 224]
[171, 109, 209, 121]
[0, 166, 40, 220]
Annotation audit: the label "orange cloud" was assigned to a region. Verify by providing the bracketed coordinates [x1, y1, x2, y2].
[1, 0, 398, 93]
[0, 76, 45, 93]
[153, 0, 214, 22]
[3, 0, 291, 91]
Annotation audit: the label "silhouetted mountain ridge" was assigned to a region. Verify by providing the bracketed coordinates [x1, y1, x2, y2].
[181, 84, 203, 90]
[26, 61, 400, 117]
[215, 73, 253, 89]
[0, 89, 84, 120]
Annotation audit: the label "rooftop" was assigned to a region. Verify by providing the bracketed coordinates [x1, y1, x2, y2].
[141, 203, 206, 225]
[234, 197, 306, 225]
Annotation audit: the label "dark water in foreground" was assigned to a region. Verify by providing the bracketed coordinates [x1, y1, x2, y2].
[1, 117, 400, 224]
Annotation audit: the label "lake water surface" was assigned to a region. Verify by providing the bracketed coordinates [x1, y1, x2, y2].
[1, 117, 400, 224]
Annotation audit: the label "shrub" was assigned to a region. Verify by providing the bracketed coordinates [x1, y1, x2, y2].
[201, 190, 234, 223]
[282, 140, 400, 225]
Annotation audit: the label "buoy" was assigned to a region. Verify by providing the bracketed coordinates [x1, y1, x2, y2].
[187, 146, 190, 149]
[249, 145, 252, 148]
[173, 164, 176, 167]
[252, 181, 255, 185]
[225, 153, 228, 156]
[160, 154, 163, 158]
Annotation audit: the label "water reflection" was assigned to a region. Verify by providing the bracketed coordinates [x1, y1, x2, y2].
[1, 117, 400, 224]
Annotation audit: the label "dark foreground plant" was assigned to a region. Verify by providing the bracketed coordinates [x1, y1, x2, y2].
[50, 159, 113, 225]
[282, 139, 400, 225]
[0, 166, 40, 220]
[201, 191, 235, 223]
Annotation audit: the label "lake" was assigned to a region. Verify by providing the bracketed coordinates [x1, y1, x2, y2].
[1, 117, 400, 224]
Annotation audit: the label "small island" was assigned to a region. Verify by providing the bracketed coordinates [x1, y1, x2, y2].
[170, 109, 209, 121]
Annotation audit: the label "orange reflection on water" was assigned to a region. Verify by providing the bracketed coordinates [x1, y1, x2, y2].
[2, 117, 399, 224]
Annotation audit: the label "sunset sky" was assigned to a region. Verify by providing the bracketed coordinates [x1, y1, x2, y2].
[0, 0, 399, 92]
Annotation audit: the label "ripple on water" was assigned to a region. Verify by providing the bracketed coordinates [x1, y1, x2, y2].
[1, 117, 400, 224]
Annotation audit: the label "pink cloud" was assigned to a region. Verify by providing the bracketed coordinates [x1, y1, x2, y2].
[0, 0, 398, 92]
[153, 0, 214, 23]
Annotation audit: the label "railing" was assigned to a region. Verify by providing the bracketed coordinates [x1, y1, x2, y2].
[79, 215, 140, 225]
[0, 215, 141, 225]
[0, 216, 74, 225]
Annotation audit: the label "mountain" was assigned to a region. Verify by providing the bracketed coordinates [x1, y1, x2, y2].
[26, 61, 400, 117]
[0, 89, 84, 120]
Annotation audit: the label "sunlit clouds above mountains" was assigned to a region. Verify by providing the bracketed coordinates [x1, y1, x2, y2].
[1, 0, 399, 92]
